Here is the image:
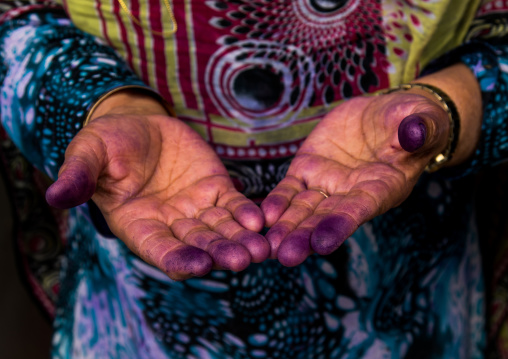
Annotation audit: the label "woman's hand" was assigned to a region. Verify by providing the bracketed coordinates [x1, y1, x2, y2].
[46, 91, 269, 280]
[261, 91, 450, 266]
[261, 63, 483, 267]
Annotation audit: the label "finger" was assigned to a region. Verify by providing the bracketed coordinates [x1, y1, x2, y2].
[261, 176, 307, 227]
[264, 189, 328, 258]
[217, 190, 265, 233]
[277, 227, 313, 267]
[198, 207, 270, 263]
[207, 240, 252, 272]
[46, 159, 97, 208]
[311, 182, 388, 255]
[276, 213, 331, 266]
[310, 213, 358, 255]
[126, 218, 213, 280]
[171, 218, 252, 272]
[46, 135, 105, 208]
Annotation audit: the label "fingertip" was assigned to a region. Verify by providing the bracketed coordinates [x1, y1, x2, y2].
[398, 114, 427, 153]
[207, 240, 251, 272]
[45, 182, 64, 208]
[277, 228, 312, 267]
[260, 195, 289, 227]
[234, 231, 270, 263]
[234, 203, 265, 232]
[162, 246, 213, 280]
[264, 224, 285, 258]
[46, 172, 96, 209]
[311, 215, 357, 255]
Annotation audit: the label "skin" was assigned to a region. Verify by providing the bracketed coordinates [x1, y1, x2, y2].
[262, 63, 482, 266]
[46, 64, 482, 276]
[46, 91, 270, 280]
[261, 94, 449, 265]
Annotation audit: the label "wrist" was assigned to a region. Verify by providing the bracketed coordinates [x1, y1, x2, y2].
[86, 86, 174, 125]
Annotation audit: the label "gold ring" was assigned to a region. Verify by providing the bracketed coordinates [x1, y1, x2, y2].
[317, 190, 329, 199]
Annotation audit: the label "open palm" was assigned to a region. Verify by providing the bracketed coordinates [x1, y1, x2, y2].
[46, 114, 269, 280]
[261, 91, 450, 266]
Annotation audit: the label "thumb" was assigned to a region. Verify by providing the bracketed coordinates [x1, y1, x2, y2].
[46, 135, 105, 209]
[397, 113, 448, 154]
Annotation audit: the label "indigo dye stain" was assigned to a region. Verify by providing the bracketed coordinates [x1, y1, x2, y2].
[278, 228, 313, 267]
[162, 246, 213, 278]
[207, 240, 251, 272]
[398, 114, 427, 153]
[46, 169, 96, 209]
[311, 215, 356, 255]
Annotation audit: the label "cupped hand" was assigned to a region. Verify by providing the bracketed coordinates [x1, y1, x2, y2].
[261, 90, 450, 266]
[46, 104, 269, 280]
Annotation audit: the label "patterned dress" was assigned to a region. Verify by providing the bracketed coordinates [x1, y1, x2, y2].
[1, 0, 508, 358]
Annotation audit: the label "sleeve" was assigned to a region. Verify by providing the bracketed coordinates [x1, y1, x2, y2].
[0, 4, 156, 180]
[421, 1, 508, 177]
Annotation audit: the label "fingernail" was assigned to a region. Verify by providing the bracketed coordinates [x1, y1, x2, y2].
[398, 114, 427, 153]
[311, 215, 356, 255]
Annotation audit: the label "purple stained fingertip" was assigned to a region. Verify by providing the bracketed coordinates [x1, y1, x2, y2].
[207, 240, 251, 272]
[46, 172, 96, 209]
[265, 223, 291, 259]
[234, 231, 271, 263]
[277, 228, 313, 267]
[260, 195, 288, 226]
[234, 203, 265, 232]
[398, 114, 427, 153]
[311, 215, 357, 255]
[162, 246, 213, 278]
